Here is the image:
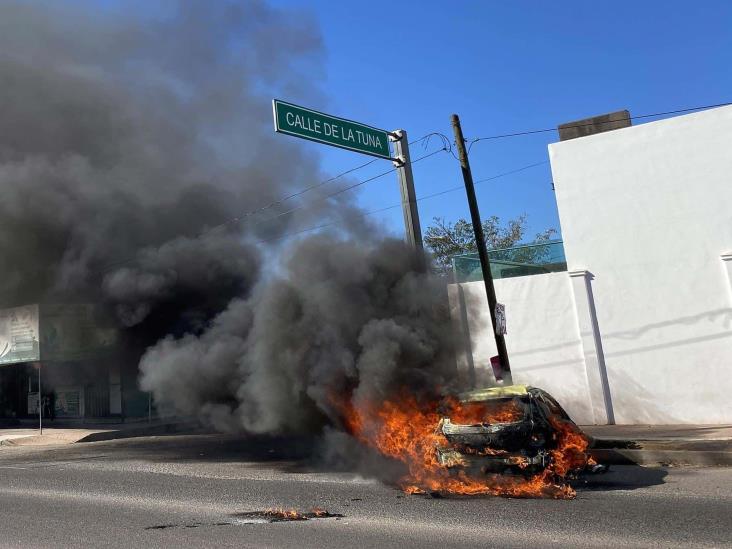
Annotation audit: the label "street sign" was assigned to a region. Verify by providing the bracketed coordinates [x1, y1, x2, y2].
[273, 99, 392, 160]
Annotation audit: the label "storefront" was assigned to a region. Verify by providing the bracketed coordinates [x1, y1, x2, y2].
[0, 303, 143, 421]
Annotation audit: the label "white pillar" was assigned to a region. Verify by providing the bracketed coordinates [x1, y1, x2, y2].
[569, 270, 615, 425]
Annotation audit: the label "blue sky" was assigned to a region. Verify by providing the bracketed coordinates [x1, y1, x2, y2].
[85, 0, 732, 242]
[266, 0, 732, 241]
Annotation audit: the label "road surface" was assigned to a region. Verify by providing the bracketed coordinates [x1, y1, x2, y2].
[0, 434, 730, 548]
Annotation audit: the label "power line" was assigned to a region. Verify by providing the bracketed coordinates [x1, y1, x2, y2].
[197, 133, 445, 235]
[257, 159, 547, 244]
[98, 141, 448, 274]
[413, 161, 549, 202]
[98, 157, 383, 273]
[257, 202, 406, 245]
[89, 101, 732, 271]
[413, 132, 459, 160]
[467, 101, 732, 149]
[205, 157, 380, 234]
[250, 147, 446, 232]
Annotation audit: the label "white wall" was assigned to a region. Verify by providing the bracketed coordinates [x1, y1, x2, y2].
[549, 105, 732, 424]
[450, 106, 732, 425]
[448, 273, 595, 424]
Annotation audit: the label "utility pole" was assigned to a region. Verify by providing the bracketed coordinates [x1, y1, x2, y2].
[451, 114, 512, 384]
[391, 130, 423, 251]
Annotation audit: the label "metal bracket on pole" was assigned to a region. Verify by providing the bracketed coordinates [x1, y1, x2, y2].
[388, 130, 404, 142]
[391, 129, 423, 252]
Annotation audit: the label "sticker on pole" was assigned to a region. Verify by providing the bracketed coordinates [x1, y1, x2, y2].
[273, 99, 392, 160]
[495, 303, 506, 335]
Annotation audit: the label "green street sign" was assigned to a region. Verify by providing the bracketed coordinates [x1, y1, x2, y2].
[273, 99, 392, 160]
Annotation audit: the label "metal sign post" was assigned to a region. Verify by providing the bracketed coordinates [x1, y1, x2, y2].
[391, 130, 423, 251]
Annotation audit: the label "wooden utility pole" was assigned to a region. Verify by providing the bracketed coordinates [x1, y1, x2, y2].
[451, 114, 512, 384]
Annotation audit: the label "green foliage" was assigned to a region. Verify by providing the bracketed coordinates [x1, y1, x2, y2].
[424, 215, 557, 273]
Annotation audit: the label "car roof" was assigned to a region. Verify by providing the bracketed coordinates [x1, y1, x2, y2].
[458, 384, 530, 402]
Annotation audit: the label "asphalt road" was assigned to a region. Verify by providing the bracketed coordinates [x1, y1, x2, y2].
[0, 434, 730, 548]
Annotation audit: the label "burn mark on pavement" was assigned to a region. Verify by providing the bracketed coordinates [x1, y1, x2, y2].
[145, 521, 233, 530]
[231, 508, 344, 524]
[145, 509, 343, 530]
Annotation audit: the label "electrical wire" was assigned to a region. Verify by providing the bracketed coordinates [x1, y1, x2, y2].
[194, 132, 445, 235]
[256, 158, 547, 244]
[97, 143, 447, 274]
[250, 147, 446, 232]
[91, 101, 732, 270]
[413, 132, 459, 160]
[466, 101, 732, 151]
[412, 161, 549, 203]
[257, 202, 406, 244]
[205, 157, 380, 234]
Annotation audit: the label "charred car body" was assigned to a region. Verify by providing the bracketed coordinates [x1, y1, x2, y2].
[436, 385, 604, 476]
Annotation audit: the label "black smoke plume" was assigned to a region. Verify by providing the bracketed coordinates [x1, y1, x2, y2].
[139, 236, 458, 433]
[0, 1, 459, 449]
[0, 0, 326, 331]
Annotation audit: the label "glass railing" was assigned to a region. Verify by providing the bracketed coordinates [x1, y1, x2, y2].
[451, 240, 567, 282]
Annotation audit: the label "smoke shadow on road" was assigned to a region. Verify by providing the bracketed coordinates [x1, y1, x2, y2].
[112, 433, 320, 466]
[574, 465, 668, 493]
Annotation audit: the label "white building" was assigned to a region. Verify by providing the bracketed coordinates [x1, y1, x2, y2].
[450, 105, 732, 425]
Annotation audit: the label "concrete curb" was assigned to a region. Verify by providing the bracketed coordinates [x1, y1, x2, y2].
[1, 432, 90, 447]
[0, 421, 201, 447]
[76, 421, 201, 443]
[589, 448, 732, 467]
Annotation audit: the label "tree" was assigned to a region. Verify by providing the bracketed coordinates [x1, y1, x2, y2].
[424, 214, 557, 273]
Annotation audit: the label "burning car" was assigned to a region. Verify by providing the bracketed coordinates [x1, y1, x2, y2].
[343, 383, 603, 498]
[435, 384, 604, 477]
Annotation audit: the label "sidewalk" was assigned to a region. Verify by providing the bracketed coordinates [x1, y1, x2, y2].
[583, 424, 732, 467]
[0, 420, 198, 447]
[2, 421, 731, 467]
[584, 424, 732, 442]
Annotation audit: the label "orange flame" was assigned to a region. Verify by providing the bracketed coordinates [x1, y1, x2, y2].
[264, 508, 304, 520]
[444, 397, 524, 425]
[341, 392, 590, 499]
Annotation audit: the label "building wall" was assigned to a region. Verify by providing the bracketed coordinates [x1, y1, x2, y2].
[451, 105, 732, 426]
[0, 303, 126, 419]
[448, 273, 595, 424]
[549, 105, 732, 424]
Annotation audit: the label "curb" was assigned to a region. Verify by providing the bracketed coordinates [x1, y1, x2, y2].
[76, 421, 201, 443]
[0, 421, 201, 447]
[0, 438, 30, 447]
[1, 433, 87, 447]
[590, 448, 732, 467]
